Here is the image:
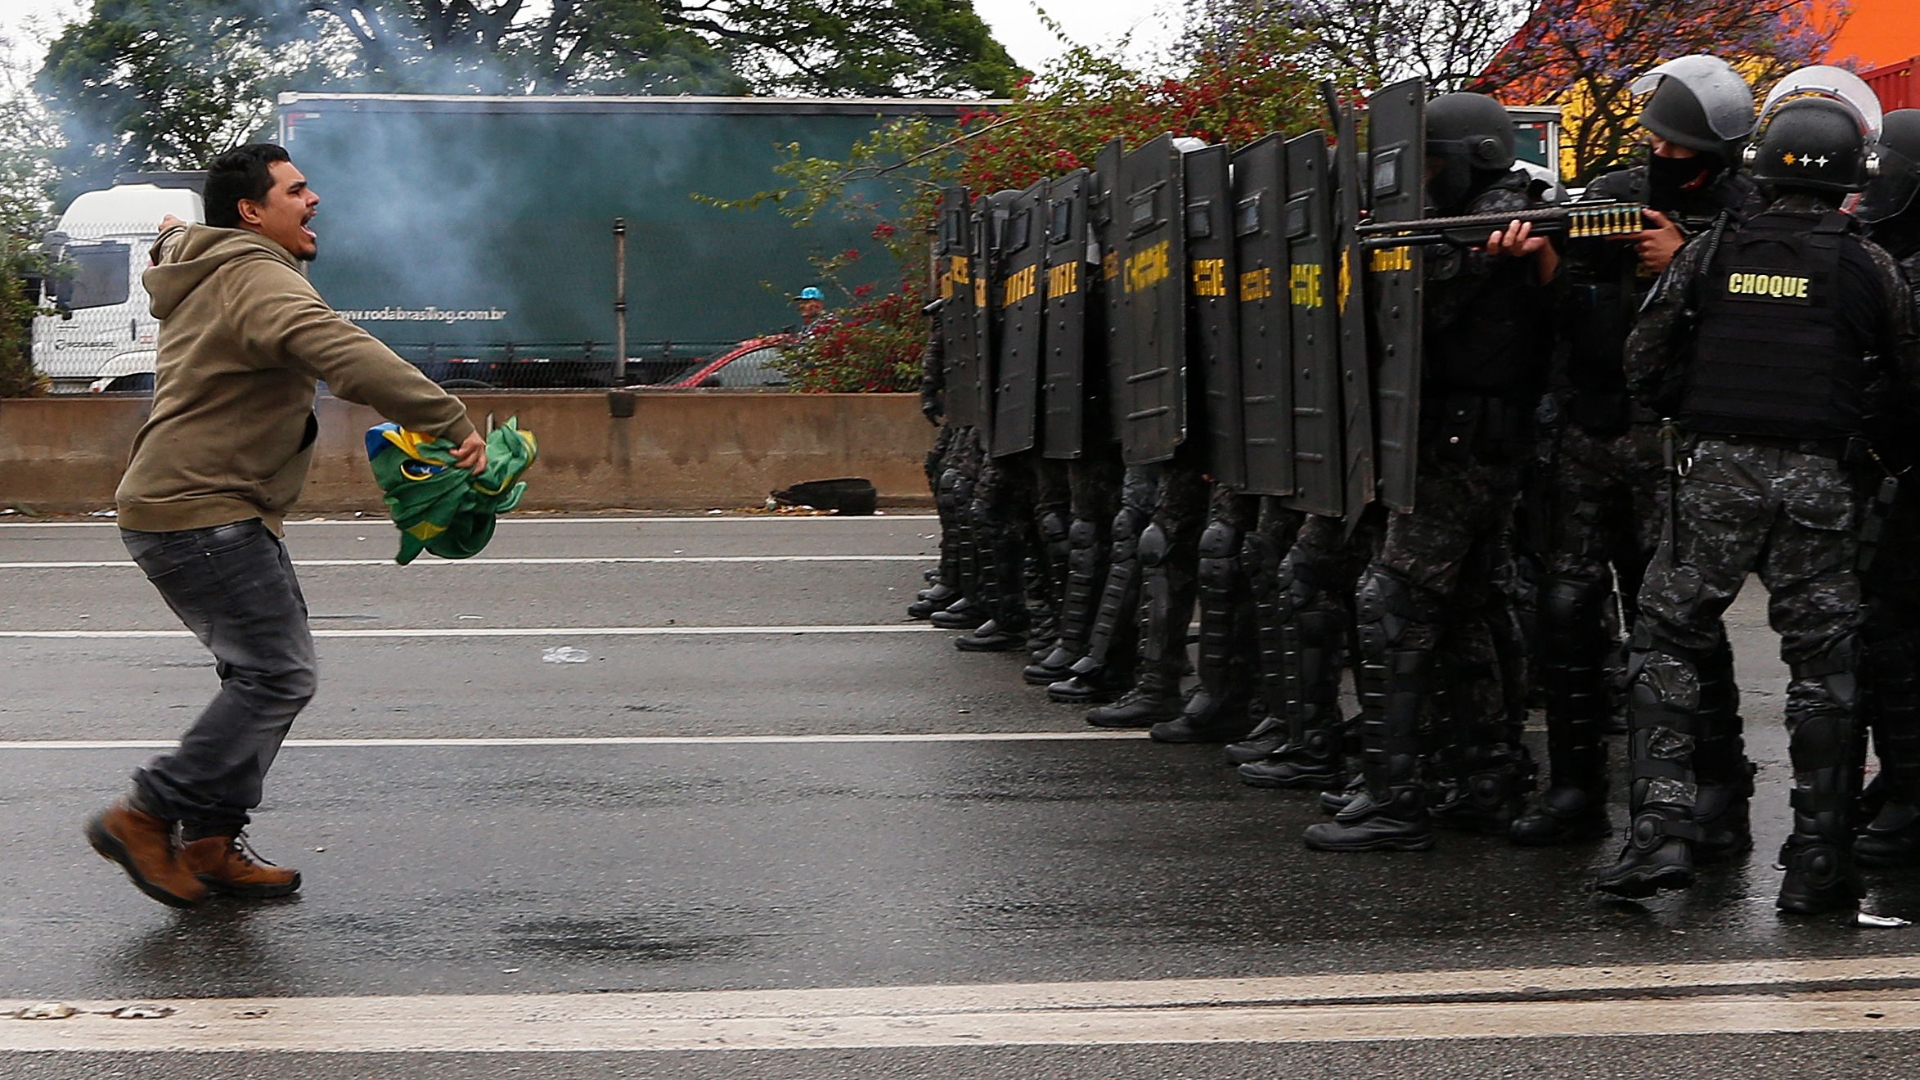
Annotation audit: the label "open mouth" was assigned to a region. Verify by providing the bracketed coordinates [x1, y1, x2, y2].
[302, 213, 317, 241]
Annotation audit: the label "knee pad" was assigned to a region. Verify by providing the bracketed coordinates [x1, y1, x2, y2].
[1538, 571, 1611, 663]
[1355, 566, 1431, 654]
[1796, 634, 1864, 714]
[1198, 519, 1239, 561]
[1109, 506, 1149, 562]
[1039, 511, 1071, 547]
[1139, 522, 1170, 569]
[1068, 518, 1100, 550]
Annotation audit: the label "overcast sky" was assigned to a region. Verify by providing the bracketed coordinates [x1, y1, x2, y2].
[0, 0, 1176, 91]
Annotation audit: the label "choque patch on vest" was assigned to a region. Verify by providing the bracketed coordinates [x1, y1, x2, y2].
[1724, 270, 1813, 303]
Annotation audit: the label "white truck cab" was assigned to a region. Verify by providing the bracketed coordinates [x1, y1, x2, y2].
[33, 180, 203, 393]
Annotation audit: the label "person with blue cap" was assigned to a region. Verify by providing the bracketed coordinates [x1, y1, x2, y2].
[792, 285, 826, 330]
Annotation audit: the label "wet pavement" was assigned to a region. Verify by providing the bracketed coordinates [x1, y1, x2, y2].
[4, 513, 1920, 1076]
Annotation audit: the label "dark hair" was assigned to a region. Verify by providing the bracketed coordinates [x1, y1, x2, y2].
[204, 143, 291, 229]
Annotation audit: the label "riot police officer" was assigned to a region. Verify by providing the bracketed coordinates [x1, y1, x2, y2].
[1596, 72, 1920, 915]
[1512, 56, 1762, 849]
[1304, 93, 1557, 852]
[1851, 108, 1920, 867]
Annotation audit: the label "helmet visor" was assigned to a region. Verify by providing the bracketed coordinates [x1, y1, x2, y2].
[1630, 55, 1756, 143]
[1760, 65, 1883, 141]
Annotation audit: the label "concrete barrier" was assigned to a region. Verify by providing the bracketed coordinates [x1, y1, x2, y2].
[0, 392, 936, 514]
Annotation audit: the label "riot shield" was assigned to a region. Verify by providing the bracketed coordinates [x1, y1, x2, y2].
[1365, 78, 1426, 512]
[969, 192, 1015, 447]
[1231, 133, 1295, 497]
[935, 185, 983, 430]
[1116, 135, 1188, 466]
[1329, 88, 1378, 520]
[1093, 139, 1126, 443]
[1185, 143, 1241, 486]
[1042, 168, 1096, 460]
[1280, 132, 1344, 517]
[991, 180, 1048, 458]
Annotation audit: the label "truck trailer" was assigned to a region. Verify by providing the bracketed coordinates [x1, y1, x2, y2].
[277, 93, 978, 387]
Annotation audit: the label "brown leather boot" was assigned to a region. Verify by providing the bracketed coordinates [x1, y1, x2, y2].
[85, 801, 207, 908]
[181, 834, 302, 898]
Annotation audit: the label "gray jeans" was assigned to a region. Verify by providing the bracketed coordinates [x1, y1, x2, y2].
[122, 520, 317, 838]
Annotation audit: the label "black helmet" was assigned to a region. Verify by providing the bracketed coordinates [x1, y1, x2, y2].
[1632, 55, 1756, 161]
[1748, 97, 1875, 197]
[1856, 108, 1920, 224]
[1426, 92, 1516, 209]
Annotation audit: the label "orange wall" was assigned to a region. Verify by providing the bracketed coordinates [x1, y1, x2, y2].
[1826, 0, 1920, 69]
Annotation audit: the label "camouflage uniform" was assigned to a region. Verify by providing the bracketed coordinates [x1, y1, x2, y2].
[1514, 163, 1761, 846]
[1599, 192, 1920, 912]
[1303, 169, 1553, 852]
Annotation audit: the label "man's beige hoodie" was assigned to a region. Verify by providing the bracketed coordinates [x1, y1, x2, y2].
[116, 225, 476, 534]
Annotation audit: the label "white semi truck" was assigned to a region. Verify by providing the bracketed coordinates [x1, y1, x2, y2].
[30, 176, 202, 392]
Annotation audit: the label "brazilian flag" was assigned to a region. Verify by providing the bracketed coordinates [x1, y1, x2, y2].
[364, 418, 538, 565]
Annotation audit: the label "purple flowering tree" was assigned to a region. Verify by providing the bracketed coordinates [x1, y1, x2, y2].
[1179, 0, 1535, 94]
[1476, 0, 1847, 183]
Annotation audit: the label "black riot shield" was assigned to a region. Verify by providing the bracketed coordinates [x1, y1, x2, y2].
[991, 181, 1048, 458]
[970, 193, 1014, 448]
[1116, 135, 1188, 466]
[1186, 143, 1242, 487]
[1328, 89, 1377, 520]
[1093, 139, 1126, 443]
[1042, 169, 1095, 460]
[1281, 132, 1344, 517]
[1231, 134, 1294, 497]
[936, 186, 984, 430]
[1365, 78, 1426, 512]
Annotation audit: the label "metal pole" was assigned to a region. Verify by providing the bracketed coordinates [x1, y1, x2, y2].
[613, 218, 628, 385]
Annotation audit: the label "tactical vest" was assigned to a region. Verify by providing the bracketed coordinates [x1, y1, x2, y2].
[1425, 178, 1551, 399]
[1680, 211, 1874, 441]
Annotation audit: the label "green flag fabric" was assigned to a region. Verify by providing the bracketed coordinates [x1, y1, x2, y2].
[365, 418, 538, 565]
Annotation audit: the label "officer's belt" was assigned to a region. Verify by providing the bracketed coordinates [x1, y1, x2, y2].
[1694, 431, 1851, 461]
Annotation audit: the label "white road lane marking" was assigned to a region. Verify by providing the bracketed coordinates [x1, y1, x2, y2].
[0, 555, 927, 569]
[0, 515, 938, 529]
[0, 732, 1150, 750]
[0, 624, 940, 640]
[6, 955, 1920, 1052]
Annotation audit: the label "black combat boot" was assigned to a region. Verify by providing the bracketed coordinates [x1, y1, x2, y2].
[1302, 568, 1435, 852]
[909, 464, 964, 619]
[1152, 515, 1255, 744]
[1225, 525, 1293, 765]
[1776, 643, 1864, 917]
[1593, 640, 1704, 899]
[955, 519, 1028, 651]
[1026, 517, 1101, 684]
[1238, 548, 1348, 788]
[1048, 498, 1147, 703]
[1511, 574, 1612, 845]
[1086, 665, 1182, 728]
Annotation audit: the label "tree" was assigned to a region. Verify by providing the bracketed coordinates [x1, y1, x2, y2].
[35, 0, 1021, 204]
[1476, 0, 1845, 183]
[755, 21, 1325, 390]
[0, 30, 62, 396]
[1178, 0, 1535, 95]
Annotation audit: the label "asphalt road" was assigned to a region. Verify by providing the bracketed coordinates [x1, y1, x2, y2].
[3, 512, 1919, 1078]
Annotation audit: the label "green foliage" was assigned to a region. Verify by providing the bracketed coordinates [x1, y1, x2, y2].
[0, 71, 57, 398]
[744, 19, 1324, 391]
[0, 264, 47, 399]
